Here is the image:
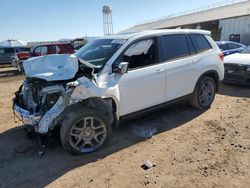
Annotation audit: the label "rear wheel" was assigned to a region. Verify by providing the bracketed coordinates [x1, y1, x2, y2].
[60, 108, 112, 155]
[190, 76, 216, 109]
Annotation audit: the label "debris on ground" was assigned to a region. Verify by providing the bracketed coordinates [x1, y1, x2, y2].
[141, 160, 156, 170]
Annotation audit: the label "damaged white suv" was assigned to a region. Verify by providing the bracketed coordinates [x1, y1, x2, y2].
[13, 30, 224, 154]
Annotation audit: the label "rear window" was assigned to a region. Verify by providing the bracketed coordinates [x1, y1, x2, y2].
[190, 34, 212, 53]
[15, 47, 31, 53]
[41, 46, 48, 55]
[4, 48, 15, 53]
[240, 46, 250, 54]
[159, 34, 190, 61]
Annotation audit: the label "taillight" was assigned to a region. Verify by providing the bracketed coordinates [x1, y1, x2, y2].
[17, 52, 31, 59]
[219, 53, 224, 62]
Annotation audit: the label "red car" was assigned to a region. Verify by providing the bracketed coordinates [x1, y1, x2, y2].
[13, 43, 74, 73]
[32, 43, 74, 56]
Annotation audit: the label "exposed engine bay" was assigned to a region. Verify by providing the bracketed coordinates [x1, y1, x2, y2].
[15, 78, 63, 114]
[15, 62, 94, 114]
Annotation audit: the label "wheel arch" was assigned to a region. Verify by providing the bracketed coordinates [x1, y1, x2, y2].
[195, 70, 220, 92]
[59, 96, 118, 127]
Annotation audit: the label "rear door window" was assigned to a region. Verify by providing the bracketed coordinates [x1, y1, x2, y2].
[0, 49, 4, 54]
[47, 45, 57, 54]
[41, 46, 48, 55]
[190, 34, 212, 53]
[55, 45, 61, 53]
[187, 36, 196, 55]
[159, 34, 190, 61]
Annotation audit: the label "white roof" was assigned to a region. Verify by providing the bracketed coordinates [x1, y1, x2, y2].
[104, 29, 211, 40]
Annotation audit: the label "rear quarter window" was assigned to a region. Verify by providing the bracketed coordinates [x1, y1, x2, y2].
[190, 34, 212, 53]
[218, 44, 228, 50]
[227, 43, 239, 49]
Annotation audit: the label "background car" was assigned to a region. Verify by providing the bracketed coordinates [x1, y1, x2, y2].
[216, 41, 246, 56]
[223, 46, 250, 85]
[12, 47, 32, 72]
[0, 46, 31, 66]
[74, 44, 85, 51]
[31, 43, 74, 57]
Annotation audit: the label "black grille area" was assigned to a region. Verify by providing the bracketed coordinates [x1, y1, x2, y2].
[224, 63, 246, 73]
[224, 63, 250, 84]
[225, 74, 244, 80]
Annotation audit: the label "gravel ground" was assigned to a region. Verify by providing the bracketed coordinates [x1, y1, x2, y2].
[0, 70, 249, 188]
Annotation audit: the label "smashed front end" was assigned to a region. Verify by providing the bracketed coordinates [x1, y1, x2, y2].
[13, 78, 70, 133]
[12, 54, 79, 133]
[13, 38, 124, 135]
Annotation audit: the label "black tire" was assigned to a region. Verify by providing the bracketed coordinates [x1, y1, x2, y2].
[60, 107, 112, 155]
[190, 76, 216, 109]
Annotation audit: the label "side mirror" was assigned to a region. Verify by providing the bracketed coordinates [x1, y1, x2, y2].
[114, 62, 129, 75]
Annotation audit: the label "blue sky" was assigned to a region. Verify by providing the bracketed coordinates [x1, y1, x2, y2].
[0, 0, 223, 42]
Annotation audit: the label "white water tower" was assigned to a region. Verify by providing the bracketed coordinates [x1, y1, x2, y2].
[102, 5, 113, 35]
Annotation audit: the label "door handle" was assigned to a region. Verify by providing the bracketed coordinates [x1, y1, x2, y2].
[155, 69, 165, 74]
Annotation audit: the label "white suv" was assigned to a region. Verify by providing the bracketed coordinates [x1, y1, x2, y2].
[13, 30, 224, 154]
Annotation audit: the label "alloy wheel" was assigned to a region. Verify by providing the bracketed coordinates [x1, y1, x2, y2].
[198, 79, 215, 106]
[69, 117, 107, 153]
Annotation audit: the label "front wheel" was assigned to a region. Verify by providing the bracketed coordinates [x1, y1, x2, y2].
[60, 108, 112, 155]
[190, 76, 216, 109]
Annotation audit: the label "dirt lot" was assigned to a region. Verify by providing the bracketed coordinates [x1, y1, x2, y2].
[0, 69, 250, 188]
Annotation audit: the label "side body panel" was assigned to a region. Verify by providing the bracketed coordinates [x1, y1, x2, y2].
[117, 64, 166, 116]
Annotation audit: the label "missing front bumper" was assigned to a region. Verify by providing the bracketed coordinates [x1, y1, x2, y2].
[13, 104, 41, 125]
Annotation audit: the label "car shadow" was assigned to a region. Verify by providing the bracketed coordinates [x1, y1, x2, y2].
[0, 103, 206, 188]
[218, 83, 250, 98]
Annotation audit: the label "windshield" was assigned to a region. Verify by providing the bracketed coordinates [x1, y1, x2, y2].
[240, 46, 250, 54]
[75, 39, 126, 67]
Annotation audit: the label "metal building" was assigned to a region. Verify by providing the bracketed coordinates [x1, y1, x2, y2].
[122, 0, 250, 45]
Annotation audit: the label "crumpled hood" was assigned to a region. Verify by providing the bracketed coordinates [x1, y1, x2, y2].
[23, 54, 79, 81]
[224, 53, 250, 66]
